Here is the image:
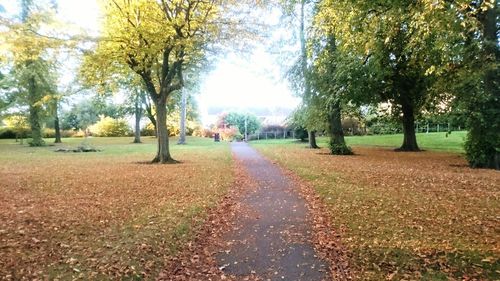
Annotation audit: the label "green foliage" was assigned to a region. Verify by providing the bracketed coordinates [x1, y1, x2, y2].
[293, 127, 308, 141]
[61, 98, 125, 131]
[288, 104, 326, 132]
[216, 112, 261, 135]
[465, 129, 499, 169]
[0, 0, 64, 147]
[447, 1, 499, 169]
[89, 116, 131, 137]
[309, 0, 477, 151]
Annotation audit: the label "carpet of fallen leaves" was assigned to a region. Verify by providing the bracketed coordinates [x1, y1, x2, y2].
[253, 143, 499, 281]
[0, 137, 234, 280]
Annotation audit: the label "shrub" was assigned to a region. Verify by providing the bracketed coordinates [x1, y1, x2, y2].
[42, 128, 56, 138]
[218, 126, 240, 141]
[167, 123, 180, 136]
[89, 116, 131, 137]
[141, 123, 156, 136]
[329, 139, 353, 155]
[42, 128, 76, 138]
[465, 132, 499, 169]
[0, 127, 17, 139]
[73, 130, 86, 138]
[294, 127, 308, 142]
[1, 116, 30, 139]
[193, 127, 214, 138]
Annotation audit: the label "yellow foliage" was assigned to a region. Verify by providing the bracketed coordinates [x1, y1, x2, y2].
[89, 116, 131, 137]
[3, 115, 29, 130]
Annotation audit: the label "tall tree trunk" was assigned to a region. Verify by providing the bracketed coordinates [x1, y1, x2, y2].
[177, 90, 187, 145]
[28, 75, 44, 147]
[329, 101, 346, 146]
[142, 93, 157, 137]
[299, 0, 307, 83]
[481, 0, 500, 169]
[152, 99, 175, 163]
[133, 92, 142, 143]
[328, 101, 352, 155]
[300, 0, 317, 149]
[399, 100, 419, 151]
[54, 101, 62, 143]
[308, 130, 319, 149]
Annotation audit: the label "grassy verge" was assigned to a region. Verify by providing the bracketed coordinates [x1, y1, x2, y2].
[258, 131, 466, 153]
[251, 140, 499, 280]
[344, 131, 466, 153]
[0, 136, 232, 279]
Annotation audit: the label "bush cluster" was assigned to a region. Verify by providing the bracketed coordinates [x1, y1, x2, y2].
[42, 128, 76, 138]
[0, 128, 19, 139]
[329, 140, 353, 155]
[89, 116, 131, 137]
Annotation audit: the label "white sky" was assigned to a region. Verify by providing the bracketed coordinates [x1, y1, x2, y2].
[0, 0, 300, 125]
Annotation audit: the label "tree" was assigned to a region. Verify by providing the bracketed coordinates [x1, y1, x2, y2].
[177, 88, 187, 144]
[176, 70, 202, 145]
[317, 0, 465, 151]
[45, 92, 63, 143]
[216, 112, 261, 136]
[0, 0, 61, 146]
[3, 114, 29, 144]
[280, 0, 320, 148]
[288, 105, 323, 142]
[298, 0, 319, 148]
[85, 0, 258, 163]
[132, 88, 144, 143]
[60, 97, 124, 132]
[452, 0, 499, 169]
[309, 31, 352, 155]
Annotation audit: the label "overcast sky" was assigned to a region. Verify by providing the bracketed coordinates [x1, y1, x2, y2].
[0, 0, 301, 125]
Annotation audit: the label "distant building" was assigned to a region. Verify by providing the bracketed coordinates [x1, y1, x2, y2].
[203, 106, 294, 129]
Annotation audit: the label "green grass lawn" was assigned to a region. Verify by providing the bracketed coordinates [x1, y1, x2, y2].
[263, 131, 466, 153]
[343, 131, 466, 153]
[0, 136, 232, 279]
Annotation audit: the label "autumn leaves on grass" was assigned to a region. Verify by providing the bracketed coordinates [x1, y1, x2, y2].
[253, 143, 500, 280]
[0, 138, 233, 280]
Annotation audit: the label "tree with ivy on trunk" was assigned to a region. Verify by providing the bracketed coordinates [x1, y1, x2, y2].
[449, 0, 499, 169]
[309, 31, 352, 155]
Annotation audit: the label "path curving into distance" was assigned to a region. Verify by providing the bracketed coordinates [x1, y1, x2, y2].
[217, 142, 329, 280]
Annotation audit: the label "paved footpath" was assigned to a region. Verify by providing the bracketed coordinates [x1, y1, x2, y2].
[217, 142, 328, 280]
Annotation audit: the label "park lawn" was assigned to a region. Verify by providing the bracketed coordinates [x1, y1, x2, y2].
[252, 139, 499, 280]
[339, 131, 465, 153]
[0, 136, 232, 280]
